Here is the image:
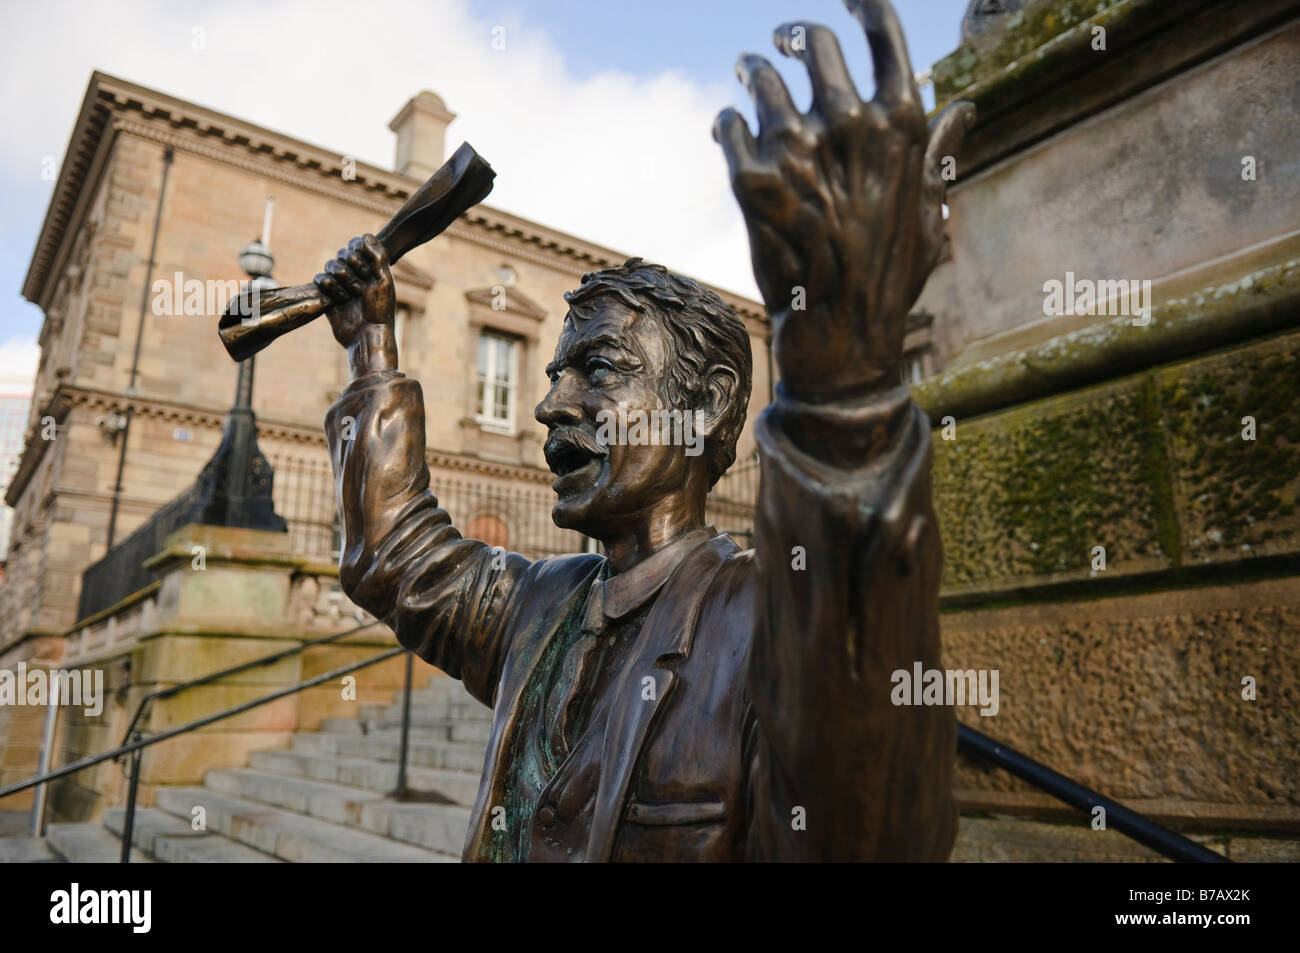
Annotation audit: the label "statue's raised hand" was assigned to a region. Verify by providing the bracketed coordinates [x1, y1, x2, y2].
[315, 234, 398, 376]
[714, 0, 973, 402]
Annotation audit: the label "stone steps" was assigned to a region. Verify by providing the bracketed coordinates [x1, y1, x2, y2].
[290, 732, 488, 772]
[205, 768, 470, 855]
[248, 748, 482, 805]
[318, 718, 492, 744]
[0, 835, 58, 863]
[0, 676, 487, 863]
[44, 822, 156, 863]
[103, 807, 280, 863]
[153, 787, 452, 863]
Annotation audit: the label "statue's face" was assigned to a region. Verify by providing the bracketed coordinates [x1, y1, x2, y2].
[536, 294, 700, 539]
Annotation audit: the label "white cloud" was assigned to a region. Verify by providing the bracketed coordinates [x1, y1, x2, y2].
[0, 337, 39, 394]
[1, 0, 761, 300]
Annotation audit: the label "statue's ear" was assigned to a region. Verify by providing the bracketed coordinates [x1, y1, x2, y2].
[700, 364, 739, 439]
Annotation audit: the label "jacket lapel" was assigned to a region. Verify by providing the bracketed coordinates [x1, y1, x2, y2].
[585, 536, 735, 861]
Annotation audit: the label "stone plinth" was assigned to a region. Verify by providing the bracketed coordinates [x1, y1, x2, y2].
[42, 523, 431, 823]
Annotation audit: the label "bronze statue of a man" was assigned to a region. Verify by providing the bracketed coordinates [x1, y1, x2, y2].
[313, 0, 973, 861]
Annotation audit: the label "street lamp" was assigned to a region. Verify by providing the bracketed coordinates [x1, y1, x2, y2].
[185, 198, 287, 532]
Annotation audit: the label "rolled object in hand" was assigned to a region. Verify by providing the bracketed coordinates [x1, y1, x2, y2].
[218, 141, 496, 361]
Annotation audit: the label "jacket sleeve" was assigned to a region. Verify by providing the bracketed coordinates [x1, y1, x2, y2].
[324, 369, 531, 708]
[743, 383, 957, 861]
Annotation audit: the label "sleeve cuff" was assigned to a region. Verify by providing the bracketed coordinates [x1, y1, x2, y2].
[772, 382, 915, 468]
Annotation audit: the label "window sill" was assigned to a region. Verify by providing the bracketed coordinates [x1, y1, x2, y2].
[475, 418, 516, 437]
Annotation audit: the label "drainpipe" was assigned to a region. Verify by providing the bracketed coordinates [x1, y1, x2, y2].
[106, 145, 173, 547]
[29, 696, 58, 836]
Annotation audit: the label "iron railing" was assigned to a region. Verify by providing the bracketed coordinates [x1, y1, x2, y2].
[76, 448, 765, 624]
[270, 453, 339, 562]
[76, 484, 203, 621]
[1, 619, 404, 862]
[271, 449, 764, 564]
[708, 450, 760, 547]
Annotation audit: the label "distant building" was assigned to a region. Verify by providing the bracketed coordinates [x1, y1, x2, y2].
[0, 392, 32, 565]
[0, 73, 769, 659]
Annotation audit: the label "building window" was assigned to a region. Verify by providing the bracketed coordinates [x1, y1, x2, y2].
[901, 351, 926, 385]
[477, 330, 518, 431]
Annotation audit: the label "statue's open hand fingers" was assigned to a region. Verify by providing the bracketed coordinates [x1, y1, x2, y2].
[734, 53, 806, 155]
[773, 21, 865, 132]
[844, 0, 922, 121]
[916, 100, 975, 267]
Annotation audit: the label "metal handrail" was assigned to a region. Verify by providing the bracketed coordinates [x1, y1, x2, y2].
[116, 619, 385, 755]
[1, 643, 408, 861]
[957, 724, 1228, 863]
[4, 639, 1228, 862]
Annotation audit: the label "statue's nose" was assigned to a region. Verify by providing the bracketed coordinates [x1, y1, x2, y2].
[535, 373, 583, 428]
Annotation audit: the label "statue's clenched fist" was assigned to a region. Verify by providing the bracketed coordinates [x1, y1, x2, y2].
[315, 234, 396, 351]
[715, 0, 974, 402]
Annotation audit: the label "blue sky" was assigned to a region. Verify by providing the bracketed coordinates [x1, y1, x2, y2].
[468, 1, 967, 102]
[0, 0, 970, 388]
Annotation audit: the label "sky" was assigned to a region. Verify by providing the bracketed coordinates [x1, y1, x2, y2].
[0, 0, 970, 392]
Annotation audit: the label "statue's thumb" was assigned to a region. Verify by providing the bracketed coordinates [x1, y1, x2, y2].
[925, 100, 976, 179]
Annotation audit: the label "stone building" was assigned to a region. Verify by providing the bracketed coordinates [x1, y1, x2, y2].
[1, 0, 1295, 861]
[0, 391, 32, 565]
[0, 73, 771, 661]
[0, 73, 769, 818]
[918, 0, 1299, 859]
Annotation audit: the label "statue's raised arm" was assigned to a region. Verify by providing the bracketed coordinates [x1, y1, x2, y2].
[714, 0, 975, 860]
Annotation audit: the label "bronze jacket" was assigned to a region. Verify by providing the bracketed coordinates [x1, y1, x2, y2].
[325, 368, 956, 862]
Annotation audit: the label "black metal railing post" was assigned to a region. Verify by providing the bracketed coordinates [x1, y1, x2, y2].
[120, 732, 143, 864]
[394, 651, 414, 798]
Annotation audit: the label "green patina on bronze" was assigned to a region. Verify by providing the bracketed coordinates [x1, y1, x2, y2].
[486, 595, 589, 863]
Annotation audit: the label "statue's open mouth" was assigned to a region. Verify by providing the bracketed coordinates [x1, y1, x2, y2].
[545, 429, 607, 491]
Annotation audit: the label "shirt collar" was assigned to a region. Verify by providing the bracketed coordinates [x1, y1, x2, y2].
[582, 527, 715, 633]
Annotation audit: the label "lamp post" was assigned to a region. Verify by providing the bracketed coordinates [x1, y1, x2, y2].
[234, 234, 276, 412]
[186, 199, 287, 532]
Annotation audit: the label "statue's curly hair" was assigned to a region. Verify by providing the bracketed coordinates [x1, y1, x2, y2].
[564, 258, 753, 487]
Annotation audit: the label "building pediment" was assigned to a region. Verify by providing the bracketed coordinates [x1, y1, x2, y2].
[464, 285, 547, 321]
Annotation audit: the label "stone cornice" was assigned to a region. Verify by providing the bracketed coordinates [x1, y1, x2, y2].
[913, 256, 1300, 423]
[425, 449, 553, 485]
[24, 71, 767, 327]
[931, 0, 1299, 178]
[2, 380, 558, 506]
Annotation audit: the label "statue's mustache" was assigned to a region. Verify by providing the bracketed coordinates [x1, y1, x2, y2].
[544, 426, 607, 460]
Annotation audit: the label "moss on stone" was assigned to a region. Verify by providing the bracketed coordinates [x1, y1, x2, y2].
[932, 329, 1300, 595]
[932, 378, 1165, 591]
[1158, 341, 1300, 562]
[933, 0, 1119, 104]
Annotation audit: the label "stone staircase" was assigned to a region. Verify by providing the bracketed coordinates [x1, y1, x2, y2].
[0, 677, 489, 863]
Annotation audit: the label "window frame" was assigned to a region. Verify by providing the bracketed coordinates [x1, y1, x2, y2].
[475, 328, 520, 434]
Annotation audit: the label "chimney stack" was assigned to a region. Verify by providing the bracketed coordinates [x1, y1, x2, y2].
[388, 91, 456, 180]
